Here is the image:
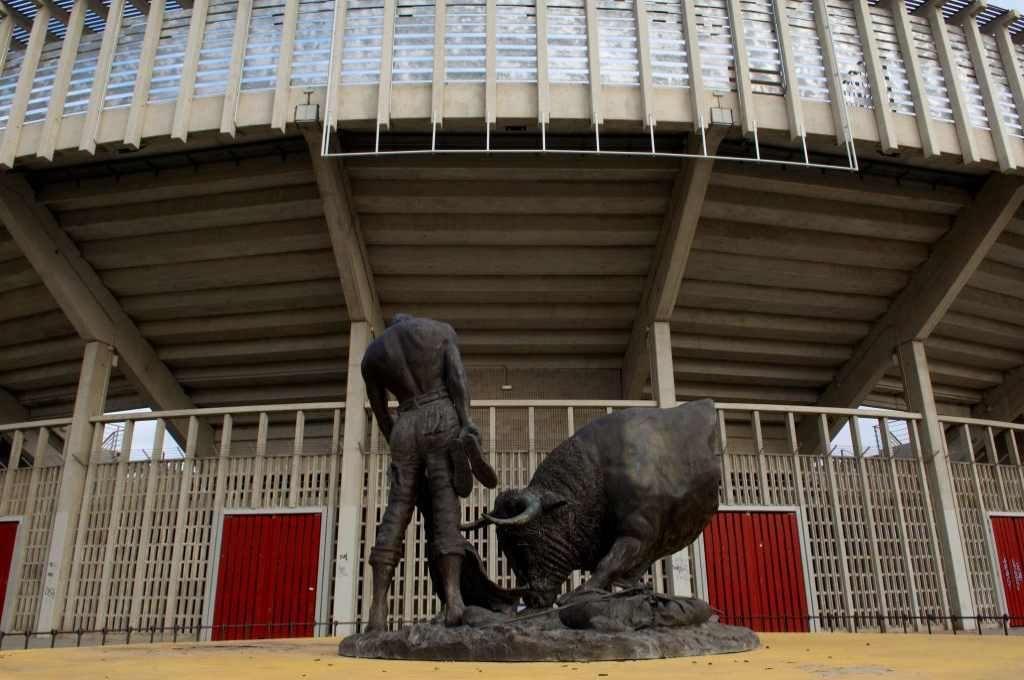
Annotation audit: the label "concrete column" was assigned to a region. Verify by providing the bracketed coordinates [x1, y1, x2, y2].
[898, 340, 975, 630]
[36, 341, 113, 632]
[649, 322, 696, 597]
[649, 322, 676, 409]
[333, 321, 371, 633]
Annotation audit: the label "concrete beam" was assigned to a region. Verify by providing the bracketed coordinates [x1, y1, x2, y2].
[622, 132, 724, 398]
[304, 129, 385, 336]
[811, 175, 1024, 405]
[0, 1, 61, 39]
[0, 386, 27, 422]
[85, 0, 107, 20]
[0, 175, 214, 451]
[29, 0, 97, 34]
[973, 365, 1024, 422]
[797, 174, 1024, 449]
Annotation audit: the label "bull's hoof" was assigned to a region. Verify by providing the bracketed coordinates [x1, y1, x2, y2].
[443, 603, 465, 628]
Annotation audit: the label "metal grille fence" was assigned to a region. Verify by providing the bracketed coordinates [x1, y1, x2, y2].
[645, 0, 687, 87]
[547, 0, 590, 83]
[909, 13, 955, 123]
[194, 0, 240, 98]
[243, 0, 288, 91]
[597, 0, 640, 86]
[496, 0, 537, 82]
[870, 5, 915, 116]
[946, 24, 989, 130]
[392, 0, 435, 83]
[741, 0, 783, 96]
[148, 8, 194, 103]
[982, 32, 1023, 138]
[0, 402, 1022, 642]
[784, 0, 828, 102]
[104, 4, 148, 109]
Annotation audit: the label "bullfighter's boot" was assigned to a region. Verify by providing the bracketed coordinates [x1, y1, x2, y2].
[437, 554, 466, 627]
[366, 561, 396, 633]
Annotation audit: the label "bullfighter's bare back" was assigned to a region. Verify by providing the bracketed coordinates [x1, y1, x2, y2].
[362, 318, 453, 402]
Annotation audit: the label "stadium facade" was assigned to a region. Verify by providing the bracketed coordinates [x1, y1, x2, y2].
[0, 0, 1021, 642]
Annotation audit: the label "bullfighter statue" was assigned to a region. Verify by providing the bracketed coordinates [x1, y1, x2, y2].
[362, 313, 498, 632]
[344, 315, 758, 661]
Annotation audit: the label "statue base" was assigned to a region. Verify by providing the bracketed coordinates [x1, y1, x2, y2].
[339, 616, 759, 662]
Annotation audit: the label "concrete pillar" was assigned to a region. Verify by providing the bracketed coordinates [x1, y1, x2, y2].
[649, 322, 676, 408]
[649, 322, 696, 597]
[898, 340, 975, 630]
[36, 341, 113, 632]
[333, 321, 371, 633]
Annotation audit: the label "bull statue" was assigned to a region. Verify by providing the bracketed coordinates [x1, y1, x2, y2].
[461, 399, 722, 610]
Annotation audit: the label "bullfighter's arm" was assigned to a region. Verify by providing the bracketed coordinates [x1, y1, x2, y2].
[443, 329, 497, 488]
[362, 359, 394, 442]
[443, 329, 476, 436]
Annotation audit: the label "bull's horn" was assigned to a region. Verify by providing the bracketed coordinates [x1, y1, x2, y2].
[484, 492, 542, 526]
[459, 516, 492, 532]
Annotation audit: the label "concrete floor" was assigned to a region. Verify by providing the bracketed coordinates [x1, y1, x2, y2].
[0, 633, 1022, 679]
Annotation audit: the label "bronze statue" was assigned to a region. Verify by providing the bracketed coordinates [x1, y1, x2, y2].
[362, 313, 497, 632]
[461, 401, 721, 612]
[343, 315, 757, 661]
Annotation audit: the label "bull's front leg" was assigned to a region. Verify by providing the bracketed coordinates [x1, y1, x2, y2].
[556, 534, 645, 609]
[581, 535, 645, 593]
[566, 513, 655, 601]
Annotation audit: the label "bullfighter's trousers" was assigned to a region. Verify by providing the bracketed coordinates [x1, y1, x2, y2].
[369, 396, 464, 568]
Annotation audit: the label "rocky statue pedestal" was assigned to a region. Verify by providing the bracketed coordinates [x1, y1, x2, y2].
[339, 589, 759, 662]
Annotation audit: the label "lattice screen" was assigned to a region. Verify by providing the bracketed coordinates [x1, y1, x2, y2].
[4, 405, 1021, 635]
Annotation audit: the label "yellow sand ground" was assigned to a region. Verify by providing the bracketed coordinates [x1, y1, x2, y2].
[0, 633, 1022, 679]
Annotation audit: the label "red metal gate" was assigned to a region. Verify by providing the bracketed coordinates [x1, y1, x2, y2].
[211, 513, 321, 641]
[703, 510, 809, 632]
[992, 515, 1024, 627]
[0, 521, 17, 618]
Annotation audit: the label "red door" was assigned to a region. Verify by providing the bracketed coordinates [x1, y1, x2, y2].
[212, 513, 321, 641]
[992, 516, 1024, 627]
[703, 510, 809, 632]
[0, 521, 17, 617]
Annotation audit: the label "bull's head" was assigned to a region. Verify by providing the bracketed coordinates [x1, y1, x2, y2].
[461, 488, 569, 608]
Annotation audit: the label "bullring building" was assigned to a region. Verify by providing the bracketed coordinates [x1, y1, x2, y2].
[0, 0, 1021, 643]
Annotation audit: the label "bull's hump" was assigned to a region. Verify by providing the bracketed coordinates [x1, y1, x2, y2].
[612, 417, 687, 497]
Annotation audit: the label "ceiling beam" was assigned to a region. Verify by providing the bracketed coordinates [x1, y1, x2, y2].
[304, 129, 385, 336]
[621, 132, 724, 398]
[0, 386, 27, 422]
[85, 0, 107, 20]
[797, 174, 1024, 449]
[0, 175, 214, 451]
[973, 366, 1024, 422]
[0, 2, 37, 34]
[30, 0, 69, 26]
